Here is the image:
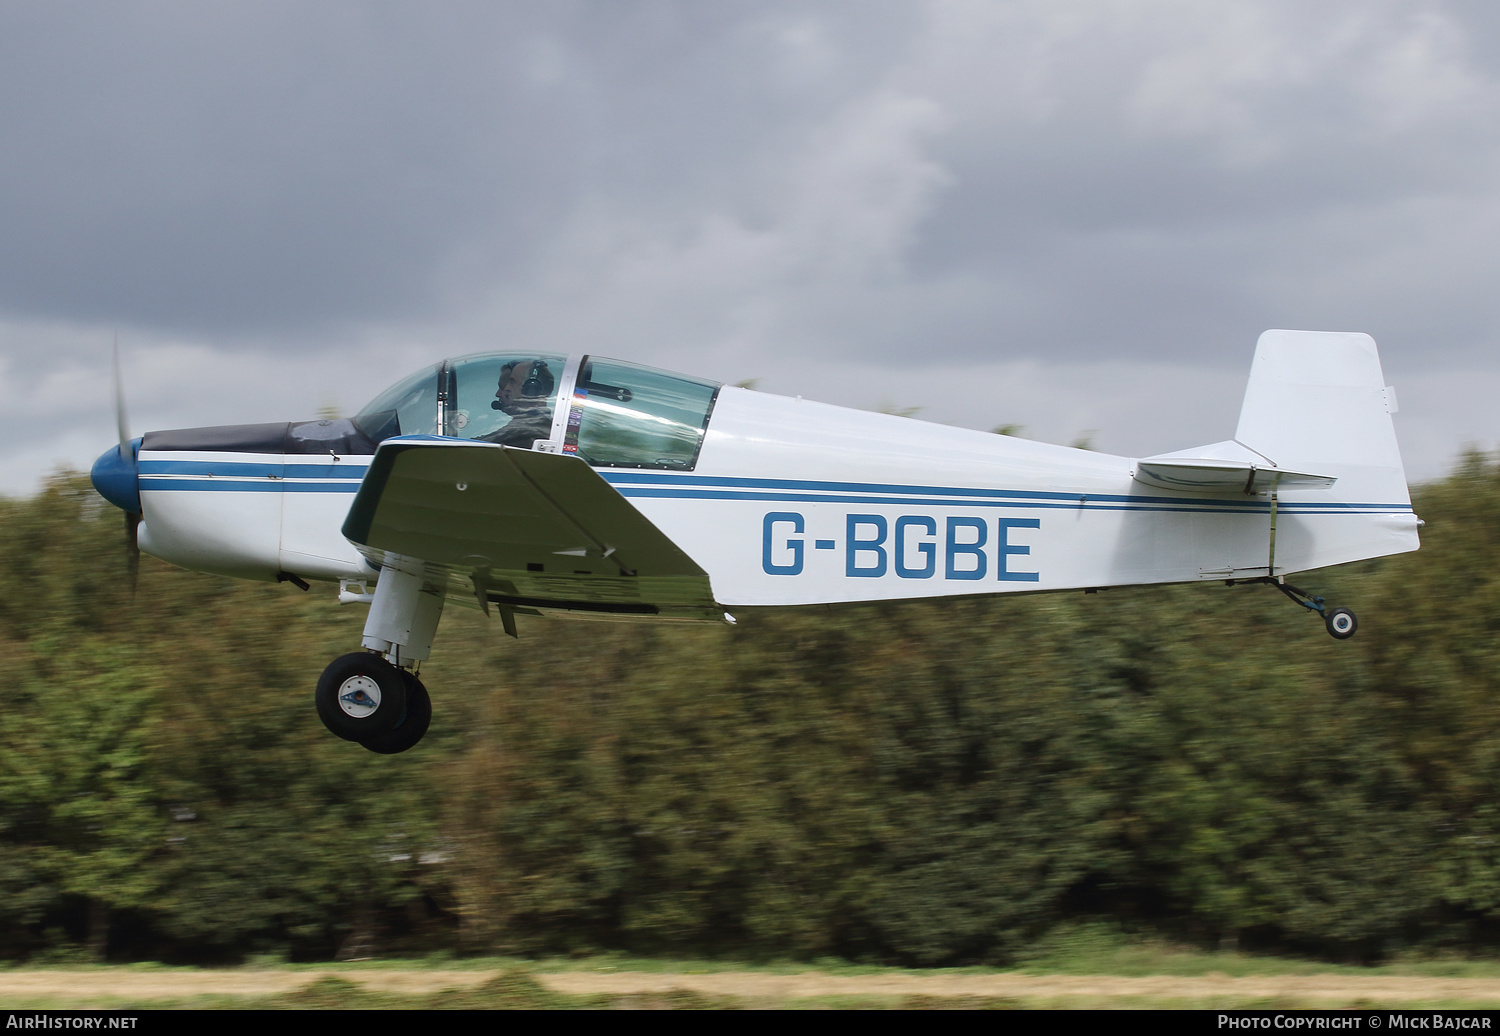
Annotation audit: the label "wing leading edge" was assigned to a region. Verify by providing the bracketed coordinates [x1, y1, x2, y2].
[343, 437, 720, 621]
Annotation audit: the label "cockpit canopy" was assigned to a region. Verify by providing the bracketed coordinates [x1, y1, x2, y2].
[353, 353, 721, 471]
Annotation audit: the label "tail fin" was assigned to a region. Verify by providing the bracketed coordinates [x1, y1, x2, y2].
[1233, 329, 1419, 574]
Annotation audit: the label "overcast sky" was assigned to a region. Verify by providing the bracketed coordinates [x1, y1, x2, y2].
[3, 0, 1498, 494]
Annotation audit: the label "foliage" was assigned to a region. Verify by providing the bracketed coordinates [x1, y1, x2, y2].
[2, 455, 1500, 962]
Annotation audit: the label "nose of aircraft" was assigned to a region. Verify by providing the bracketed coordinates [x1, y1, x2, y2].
[91, 437, 142, 513]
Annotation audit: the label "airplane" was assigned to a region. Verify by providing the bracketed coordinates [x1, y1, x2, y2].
[89, 329, 1420, 755]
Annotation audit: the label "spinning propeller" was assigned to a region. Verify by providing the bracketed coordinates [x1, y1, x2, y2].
[115, 343, 141, 592]
[91, 337, 143, 594]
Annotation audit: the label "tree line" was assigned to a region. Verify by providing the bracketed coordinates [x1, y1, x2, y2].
[1, 455, 1498, 964]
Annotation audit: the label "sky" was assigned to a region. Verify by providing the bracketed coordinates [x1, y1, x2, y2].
[3, 0, 1499, 494]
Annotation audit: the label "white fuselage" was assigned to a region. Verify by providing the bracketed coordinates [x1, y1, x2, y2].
[608, 387, 1277, 605]
[133, 381, 1414, 610]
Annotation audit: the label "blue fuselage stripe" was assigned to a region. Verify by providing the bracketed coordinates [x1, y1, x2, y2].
[135, 456, 1413, 515]
[139, 456, 368, 494]
[141, 460, 365, 479]
[599, 471, 1410, 513]
[611, 486, 1264, 515]
[140, 480, 363, 493]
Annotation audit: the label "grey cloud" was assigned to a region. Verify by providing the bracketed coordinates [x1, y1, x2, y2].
[0, 1, 919, 340]
[892, 2, 1500, 362]
[3, 1, 1499, 493]
[0, 2, 584, 334]
[9, 1, 1495, 363]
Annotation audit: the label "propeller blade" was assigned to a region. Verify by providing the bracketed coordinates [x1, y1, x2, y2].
[113, 334, 131, 460]
[112, 335, 142, 596]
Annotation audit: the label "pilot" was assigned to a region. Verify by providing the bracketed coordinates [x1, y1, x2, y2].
[480, 359, 556, 447]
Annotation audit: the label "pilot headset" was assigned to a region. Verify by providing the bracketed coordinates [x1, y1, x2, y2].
[492, 360, 554, 409]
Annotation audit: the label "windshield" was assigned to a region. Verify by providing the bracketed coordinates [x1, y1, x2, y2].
[352, 362, 440, 442]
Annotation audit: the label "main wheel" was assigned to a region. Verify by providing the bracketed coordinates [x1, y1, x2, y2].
[315, 653, 408, 742]
[361, 671, 433, 755]
[1325, 607, 1358, 640]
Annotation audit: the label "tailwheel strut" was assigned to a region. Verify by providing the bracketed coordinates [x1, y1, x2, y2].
[1253, 577, 1358, 640]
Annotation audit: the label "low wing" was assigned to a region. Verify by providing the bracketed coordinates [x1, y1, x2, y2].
[342, 437, 720, 620]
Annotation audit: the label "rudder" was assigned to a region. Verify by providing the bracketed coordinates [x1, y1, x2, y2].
[1233, 329, 1419, 574]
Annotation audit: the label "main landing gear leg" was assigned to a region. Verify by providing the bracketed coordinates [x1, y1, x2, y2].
[315, 560, 445, 753]
[1254, 577, 1358, 640]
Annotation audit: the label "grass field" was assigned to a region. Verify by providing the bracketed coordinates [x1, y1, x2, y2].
[8, 935, 1500, 1009]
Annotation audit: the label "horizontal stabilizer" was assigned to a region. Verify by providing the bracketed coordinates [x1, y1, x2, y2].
[1134, 440, 1336, 493]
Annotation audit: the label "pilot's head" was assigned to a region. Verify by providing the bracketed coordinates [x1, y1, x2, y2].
[493, 359, 554, 414]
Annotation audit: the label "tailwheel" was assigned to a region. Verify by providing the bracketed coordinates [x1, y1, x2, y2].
[361, 671, 433, 755]
[1257, 578, 1359, 640]
[315, 652, 408, 742]
[1325, 606, 1358, 640]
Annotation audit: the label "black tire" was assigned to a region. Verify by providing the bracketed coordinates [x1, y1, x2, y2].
[361, 671, 433, 755]
[1325, 607, 1358, 640]
[315, 653, 408, 742]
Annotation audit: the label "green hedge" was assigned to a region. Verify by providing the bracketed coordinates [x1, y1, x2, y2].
[1, 456, 1498, 963]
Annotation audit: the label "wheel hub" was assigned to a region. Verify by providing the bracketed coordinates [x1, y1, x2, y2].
[337, 675, 382, 718]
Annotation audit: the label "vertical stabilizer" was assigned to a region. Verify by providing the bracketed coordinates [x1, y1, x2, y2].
[1233, 329, 1419, 573]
